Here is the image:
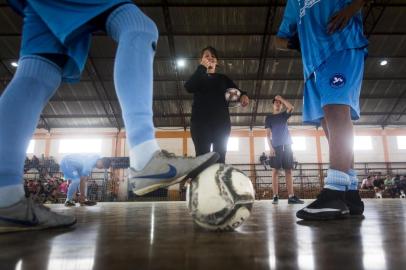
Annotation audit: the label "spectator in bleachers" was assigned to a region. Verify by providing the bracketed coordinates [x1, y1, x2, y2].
[58, 180, 68, 195]
[361, 175, 374, 190]
[259, 152, 268, 170]
[384, 175, 397, 198]
[373, 176, 385, 198]
[398, 175, 406, 198]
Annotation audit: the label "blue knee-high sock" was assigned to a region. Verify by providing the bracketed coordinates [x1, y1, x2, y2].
[66, 179, 80, 201]
[0, 56, 61, 186]
[0, 56, 61, 206]
[106, 4, 160, 170]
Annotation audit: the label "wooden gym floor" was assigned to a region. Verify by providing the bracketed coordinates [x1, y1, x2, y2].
[1, 199, 405, 270]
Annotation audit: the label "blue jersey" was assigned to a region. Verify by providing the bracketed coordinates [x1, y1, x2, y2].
[265, 111, 293, 147]
[277, 0, 368, 81]
[60, 154, 100, 178]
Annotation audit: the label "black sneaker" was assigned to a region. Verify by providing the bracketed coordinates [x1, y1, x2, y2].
[272, 195, 279, 204]
[80, 200, 97, 207]
[296, 189, 350, 220]
[345, 190, 364, 216]
[288, 195, 304, 204]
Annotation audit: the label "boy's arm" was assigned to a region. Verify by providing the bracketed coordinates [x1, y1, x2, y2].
[275, 95, 294, 113]
[266, 128, 275, 156]
[328, 0, 373, 34]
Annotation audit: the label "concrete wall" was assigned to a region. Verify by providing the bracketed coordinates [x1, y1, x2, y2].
[29, 127, 406, 164]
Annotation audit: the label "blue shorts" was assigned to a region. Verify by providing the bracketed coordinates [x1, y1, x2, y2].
[19, 0, 131, 82]
[303, 49, 365, 125]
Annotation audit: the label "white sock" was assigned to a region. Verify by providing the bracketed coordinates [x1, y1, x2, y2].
[0, 184, 25, 208]
[129, 139, 160, 171]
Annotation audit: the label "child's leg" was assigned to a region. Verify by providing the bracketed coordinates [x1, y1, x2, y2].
[0, 56, 61, 207]
[106, 4, 160, 171]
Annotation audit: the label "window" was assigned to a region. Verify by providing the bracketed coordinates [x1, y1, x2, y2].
[397, 136, 406, 150]
[26, 140, 35, 154]
[59, 139, 102, 153]
[264, 137, 306, 151]
[264, 138, 270, 151]
[227, 137, 239, 151]
[354, 136, 373, 150]
[292, 137, 306, 151]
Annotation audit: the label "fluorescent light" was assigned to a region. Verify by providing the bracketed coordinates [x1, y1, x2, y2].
[380, 60, 388, 66]
[177, 59, 186, 68]
[11, 61, 18, 67]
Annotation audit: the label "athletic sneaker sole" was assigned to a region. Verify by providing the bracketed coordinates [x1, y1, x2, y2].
[133, 153, 220, 196]
[288, 201, 305, 204]
[296, 209, 350, 221]
[0, 219, 77, 234]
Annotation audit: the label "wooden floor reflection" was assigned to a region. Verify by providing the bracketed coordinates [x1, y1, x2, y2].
[1, 199, 405, 270]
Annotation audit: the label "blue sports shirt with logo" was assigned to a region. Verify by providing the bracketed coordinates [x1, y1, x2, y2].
[277, 0, 368, 81]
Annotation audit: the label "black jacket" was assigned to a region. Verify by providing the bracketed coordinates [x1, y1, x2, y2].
[184, 65, 247, 125]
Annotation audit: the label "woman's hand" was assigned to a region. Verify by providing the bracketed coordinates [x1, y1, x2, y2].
[240, 95, 250, 107]
[200, 58, 211, 69]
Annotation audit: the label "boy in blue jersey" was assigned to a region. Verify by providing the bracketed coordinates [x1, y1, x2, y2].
[61, 154, 110, 207]
[0, 0, 218, 233]
[275, 0, 371, 220]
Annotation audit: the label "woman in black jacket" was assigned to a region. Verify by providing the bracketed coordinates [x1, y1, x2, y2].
[184, 46, 250, 163]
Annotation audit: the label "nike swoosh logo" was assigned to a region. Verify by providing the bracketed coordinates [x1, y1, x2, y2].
[137, 164, 177, 179]
[0, 214, 39, 227]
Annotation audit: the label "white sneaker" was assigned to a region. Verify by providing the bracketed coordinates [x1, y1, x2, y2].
[129, 150, 219, 195]
[0, 197, 76, 233]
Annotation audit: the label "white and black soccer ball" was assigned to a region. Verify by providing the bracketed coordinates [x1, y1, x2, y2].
[225, 88, 241, 107]
[186, 164, 255, 231]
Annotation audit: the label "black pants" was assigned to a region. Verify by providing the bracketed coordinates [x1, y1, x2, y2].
[191, 121, 231, 164]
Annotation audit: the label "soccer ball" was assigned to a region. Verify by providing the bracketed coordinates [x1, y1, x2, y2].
[186, 164, 255, 231]
[224, 88, 241, 107]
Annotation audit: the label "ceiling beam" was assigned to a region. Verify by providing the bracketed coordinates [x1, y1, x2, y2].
[161, 0, 187, 130]
[250, 0, 278, 129]
[1, 32, 406, 37]
[46, 93, 406, 103]
[1, 2, 405, 8]
[364, 0, 392, 38]
[380, 84, 406, 127]
[1, 77, 406, 84]
[41, 111, 406, 119]
[85, 57, 122, 130]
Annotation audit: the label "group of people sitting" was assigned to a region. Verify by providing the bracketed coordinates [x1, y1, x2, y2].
[24, 177, 68, 204]
[360, 174, 406, 198]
